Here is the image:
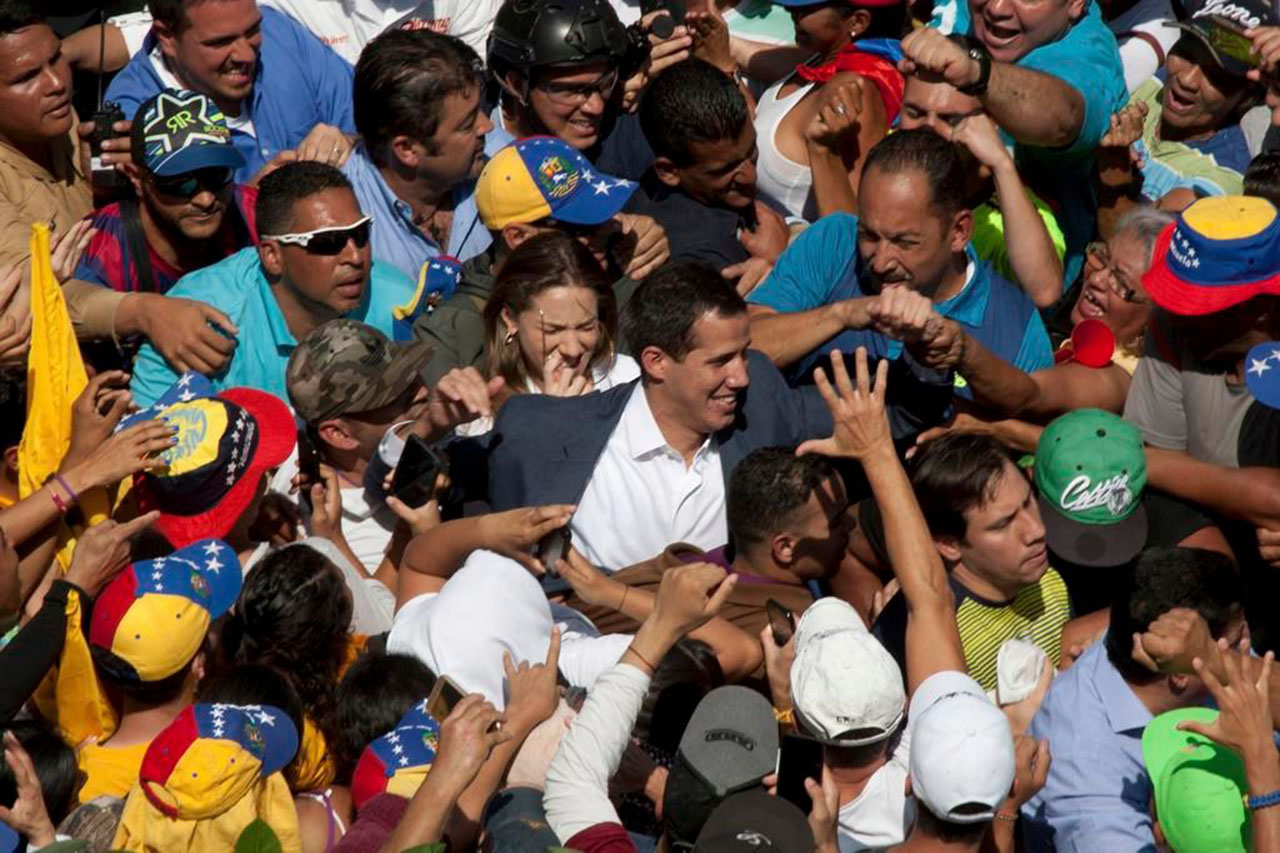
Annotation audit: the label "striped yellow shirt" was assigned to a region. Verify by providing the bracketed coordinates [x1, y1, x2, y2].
[955, 568, 1071, 692]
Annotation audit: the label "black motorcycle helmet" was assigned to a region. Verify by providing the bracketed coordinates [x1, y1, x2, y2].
[488, 0, 635, 81]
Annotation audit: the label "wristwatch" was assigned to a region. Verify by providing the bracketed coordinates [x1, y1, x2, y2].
[947, 34, 992, 97]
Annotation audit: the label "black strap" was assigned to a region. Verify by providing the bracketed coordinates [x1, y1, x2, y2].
[121, 197, 158, 294]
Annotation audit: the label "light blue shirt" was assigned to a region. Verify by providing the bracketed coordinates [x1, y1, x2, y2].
[342, 128, 514, 279]
[105, 7, 356, 183]
[130, 247, 416, 407]
[1021, 641, 1158, 852]
[748, 213, 1052, 387]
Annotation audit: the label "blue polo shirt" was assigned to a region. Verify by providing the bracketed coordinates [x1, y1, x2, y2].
[105, 7, 356, 182]
[1021, 641, 1156, 852]
[748, 213, 1052, 391]
[342, 128, 514, 277]
[130, 247, 415, 407]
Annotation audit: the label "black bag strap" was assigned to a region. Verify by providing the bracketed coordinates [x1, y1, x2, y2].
[121, 197, 159, 294]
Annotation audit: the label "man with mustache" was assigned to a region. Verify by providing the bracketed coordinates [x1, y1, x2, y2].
[103, 0, 358, 183]
[747, 128, 1053, 391]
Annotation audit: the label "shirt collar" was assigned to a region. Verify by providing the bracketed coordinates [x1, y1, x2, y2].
[1089, 638, 1153, 735]
[256, 263, 298, 352]
[0, 124, 84, 186]
[351, 142, 419, 227]
[934, 245, 988, 329]
[617, 383, 713, 462]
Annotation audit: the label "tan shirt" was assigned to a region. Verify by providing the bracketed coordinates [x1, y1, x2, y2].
[0, 126, 124, 338]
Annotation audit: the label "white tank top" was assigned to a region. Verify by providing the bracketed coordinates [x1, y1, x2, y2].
[754, 72, 817, 221]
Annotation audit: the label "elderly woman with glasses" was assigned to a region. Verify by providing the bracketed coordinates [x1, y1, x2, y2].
[880, 208, 1174, 452]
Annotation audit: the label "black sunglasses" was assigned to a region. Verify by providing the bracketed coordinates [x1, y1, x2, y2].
[150, 167, 234, 198]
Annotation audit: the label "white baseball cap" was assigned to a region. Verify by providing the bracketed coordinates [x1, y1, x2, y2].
[908, 670, 1016, 824]
[790, 598, 906, 746]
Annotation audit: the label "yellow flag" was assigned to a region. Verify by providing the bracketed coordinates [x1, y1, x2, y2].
[17, 222, 108, 567]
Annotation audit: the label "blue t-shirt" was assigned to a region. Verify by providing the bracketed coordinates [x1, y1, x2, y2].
[929, 3, 1127, 286]
[748, 213, 1053, 391]
[105, 7, 356, 182]
[130, 247, 415, 406]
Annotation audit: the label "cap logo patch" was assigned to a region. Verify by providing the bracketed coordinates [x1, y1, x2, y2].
[735, 830, 772, 846]
[537, 155, 579, 199]
[1167, 229, 1201, 273]
[704, 729, 756, 750]
[1194, 0, 1262, 28]
[189, 570, 209, 602]
[1060, 473, 1134, 516]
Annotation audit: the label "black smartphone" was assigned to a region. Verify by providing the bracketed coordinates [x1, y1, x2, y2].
[766, 598, 796, 647]
[536, 526, 572, 578]
[776, 734, 824, 814]
[391, 435, 446, 509]
[297, 428, 320, 484]
[425, 674, 466, 722]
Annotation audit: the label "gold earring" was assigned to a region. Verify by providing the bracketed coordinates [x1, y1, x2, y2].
[504, 330, 516, 345]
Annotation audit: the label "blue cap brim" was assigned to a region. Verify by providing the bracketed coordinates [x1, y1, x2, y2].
[149, 144, 245, 177]
[551, 176, 637, 226]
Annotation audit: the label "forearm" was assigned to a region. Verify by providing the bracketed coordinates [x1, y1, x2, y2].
[544, 663, 653, 840]
[0, 580, 76, 723]
[447, 718, 535, 848]
[63, 279, 127, 341]
[62, 23, 130, 73]
[1097, 184, 1142, 241]
[591, 578, 761, 679]
[378, 769, 469, 853]
[1145, 449, 1280, 527]
[982, 63, 1085, 149]
[747, 301, 866, 368]
[399, 517, 486, 578]
[953, 329, 1041, 416]
[807, 147, 859, 217]
[989, 159, 1062, 307]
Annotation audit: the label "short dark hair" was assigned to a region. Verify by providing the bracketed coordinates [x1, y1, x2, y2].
[639, 59, 748, 168]
[329, 652, 437, 784]
[255, 161, 354, 237]
[728, 447, 837, 551]
[1106, 547, 1243, 683]
[0, 0, 41, 34]
[93, 646, 200, 703]
[914, 804, 990, 845]
[633, 639, 724, 757]
[623, 260, 746, 362]
[1245, 152, 1280, 207]
[909, 433, 1022, 542]
[149, 0, 203, 35]
[198, 663, 306, 737]
[353, 28, 485, 165]
[861, 128, 968, 218]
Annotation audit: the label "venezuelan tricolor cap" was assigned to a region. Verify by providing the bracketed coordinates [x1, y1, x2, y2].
[1143, 196, 1280, 316]
[350, 699, 441, 810]
[89, 538, 240, 683]
[475, 136, 636, 231]
[124, 372, 295, 549]
[140, 703, 299, 820]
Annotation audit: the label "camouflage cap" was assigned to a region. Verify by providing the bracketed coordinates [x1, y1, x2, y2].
[286, 320, 433, 423]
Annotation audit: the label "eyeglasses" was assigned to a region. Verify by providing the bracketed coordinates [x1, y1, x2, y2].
[261, 216, 374, 255]
[535, 69, 620, 107]
[149, 167, 234, 198]
[1085, 241, 1150, 304]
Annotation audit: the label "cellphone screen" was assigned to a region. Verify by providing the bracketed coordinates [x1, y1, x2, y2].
[297, 429, 319, 484]
[391, 435, 443, 509]
[426, 675, 466, 722]
[766, 599, 796, 646]
[536, 526, 572, 577]
[777, 734, 824, 814]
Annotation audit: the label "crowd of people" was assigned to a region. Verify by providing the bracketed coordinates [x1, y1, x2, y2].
[1, 0, 1280, 849]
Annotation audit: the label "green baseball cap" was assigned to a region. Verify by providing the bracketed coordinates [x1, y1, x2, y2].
[1142, 708, 1251, 853]
[1034, 409, 1148, 568]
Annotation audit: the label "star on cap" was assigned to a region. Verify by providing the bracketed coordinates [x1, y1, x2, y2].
[253, 710, 276, 726]
[205, 557, 223, 574]
[582, 168, 595, 181]
[1249, 357, 1272, 377]
[592, 180, 611, 196]
[1269, 348, 1280, 363]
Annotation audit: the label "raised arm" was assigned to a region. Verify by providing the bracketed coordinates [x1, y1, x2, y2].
[797, 348, 964, 693]
[900, 28, 1085, 149]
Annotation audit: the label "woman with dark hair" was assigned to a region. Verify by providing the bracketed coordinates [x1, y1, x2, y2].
[221, 546, 357, 791]
[459, 232, 639, 435]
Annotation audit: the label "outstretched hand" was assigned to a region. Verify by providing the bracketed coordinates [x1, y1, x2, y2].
[796, 347, 893, 461]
